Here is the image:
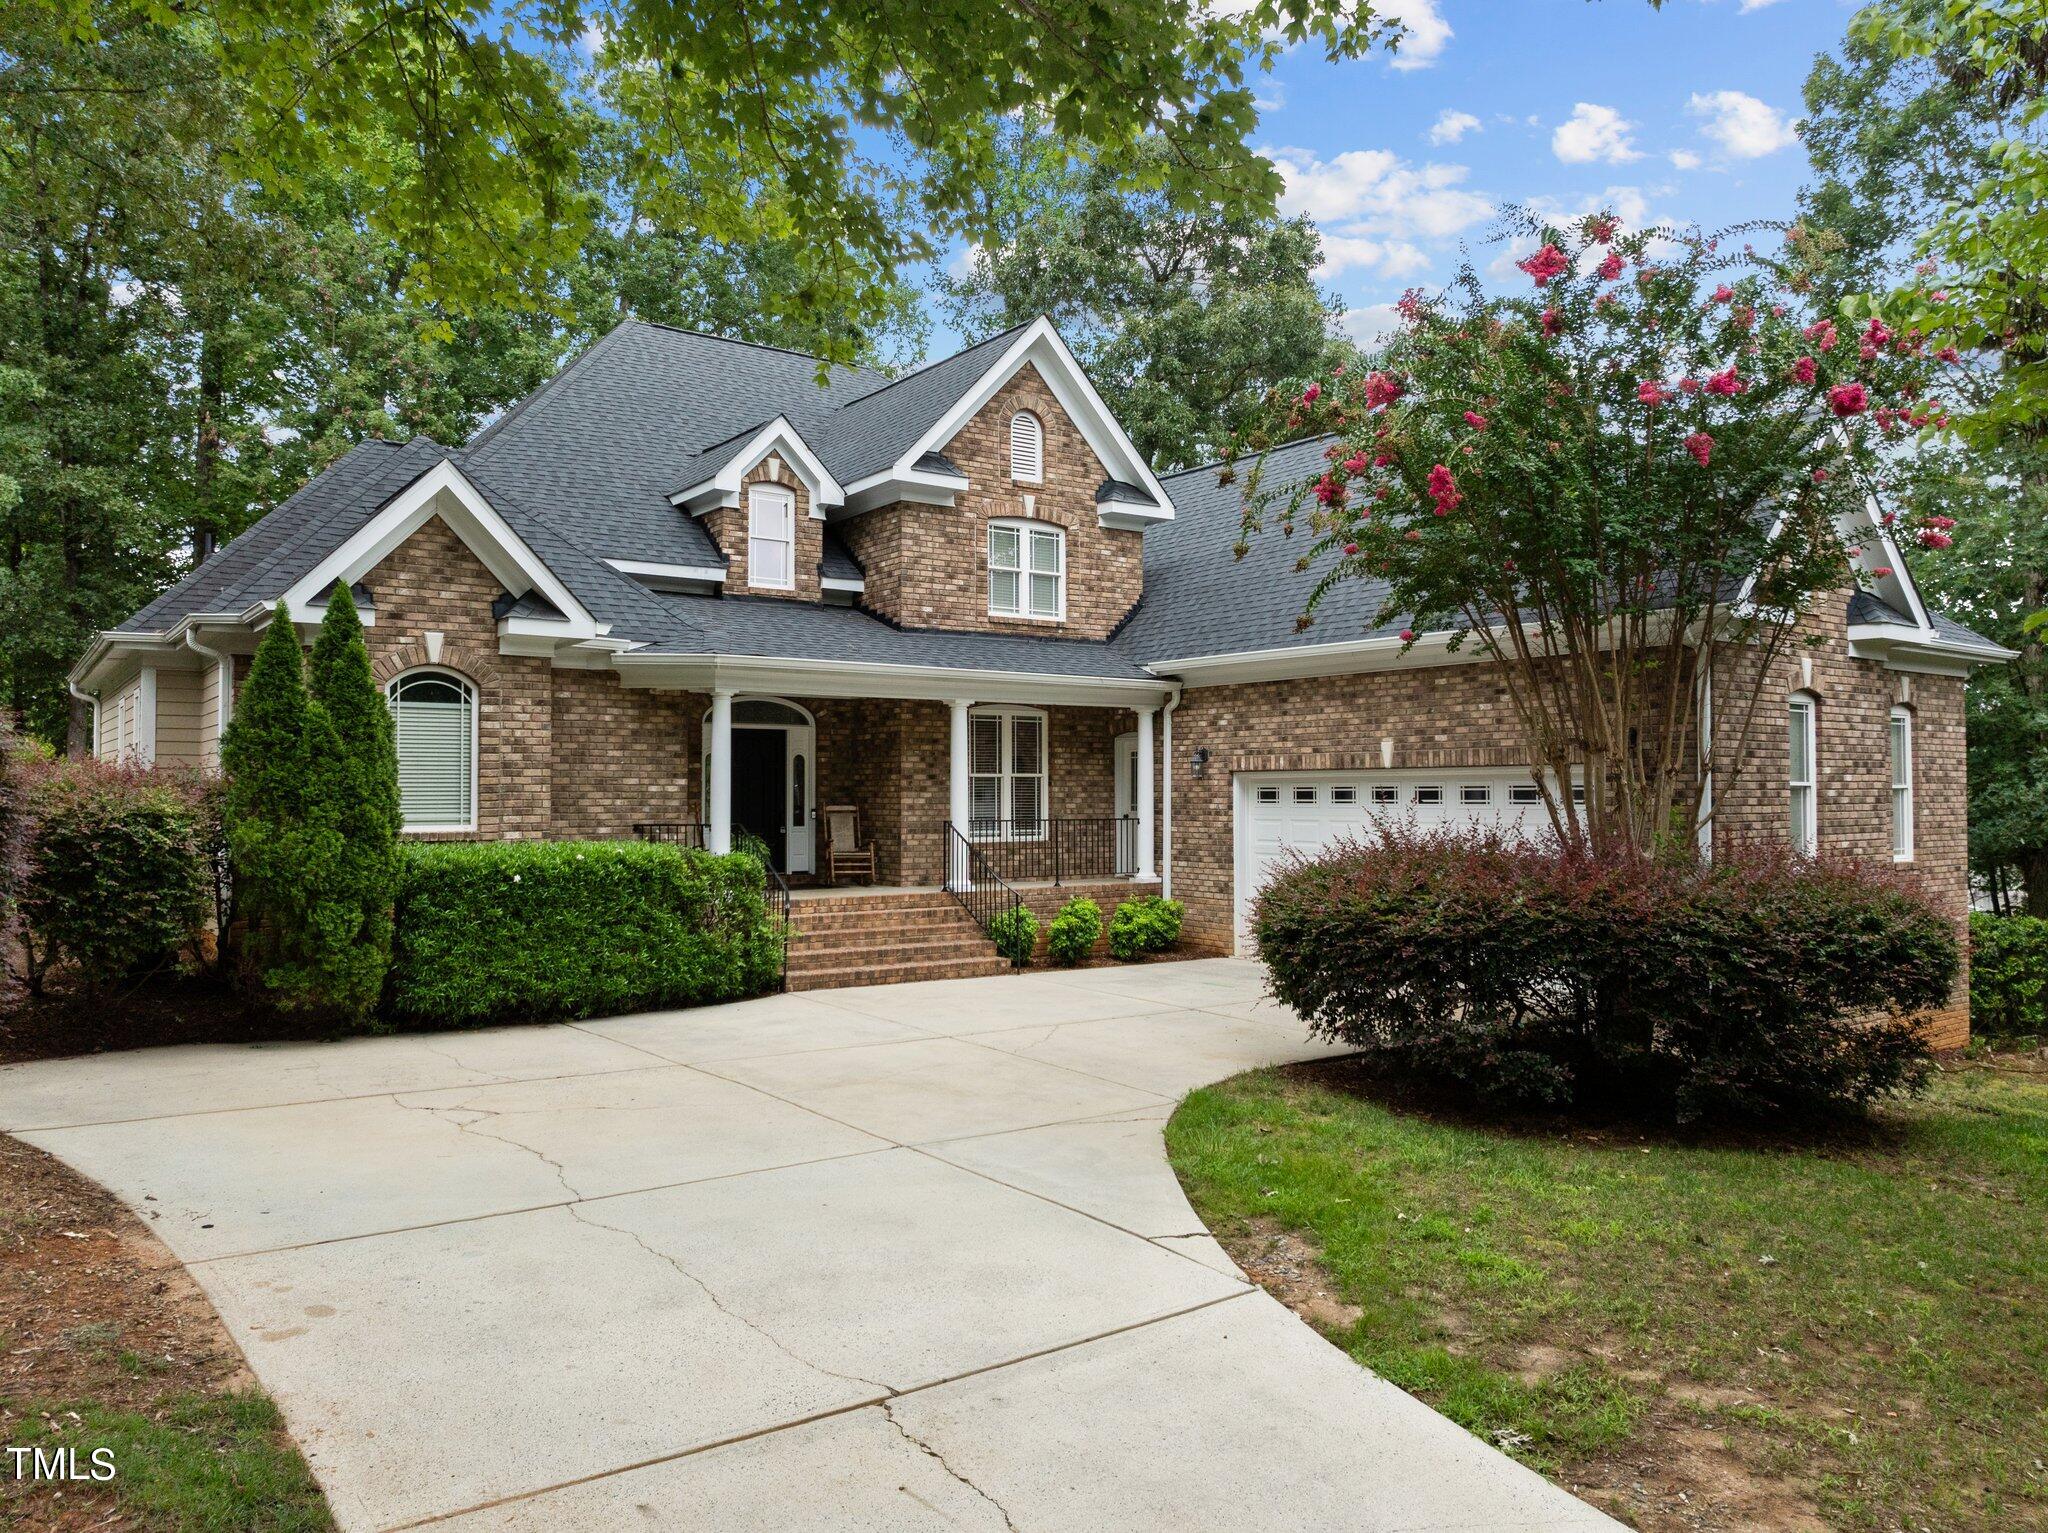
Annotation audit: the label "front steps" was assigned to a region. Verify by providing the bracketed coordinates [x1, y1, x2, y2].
[784, 890, 1010, 991]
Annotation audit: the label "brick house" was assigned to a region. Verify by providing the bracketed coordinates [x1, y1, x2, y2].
[71, 318, 2011, 1021]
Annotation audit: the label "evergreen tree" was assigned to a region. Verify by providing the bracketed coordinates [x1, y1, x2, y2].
[306, 583, 401, 1016]
[219, 603, 311, 1000]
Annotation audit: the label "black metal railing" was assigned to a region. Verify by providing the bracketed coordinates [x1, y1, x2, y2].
[953, 816, 1138, 885]
[762, 858, 792, 992]
[943, 821, 1026, 964]
[632, 821, 710, 849]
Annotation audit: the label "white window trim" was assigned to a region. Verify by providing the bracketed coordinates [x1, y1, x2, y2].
[967, 705, 1050, 840]
[1890, 705, 1914, 862]
[987, 519, 1065, 622]
[389, 667, 478, 834]
[746, 482, 797, 592]
[1788, 693, 1818, 855]
[1009, 410, 1044, 484]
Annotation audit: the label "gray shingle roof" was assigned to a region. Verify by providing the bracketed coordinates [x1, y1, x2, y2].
[820, 529, 863, 584]
[1116, 435, 1406, 665]
[1926, 608, 2006, 651]
[630, 594, 1153, 680]
[1847, 589, 1915, 627]
[801, 323, 1028, 485]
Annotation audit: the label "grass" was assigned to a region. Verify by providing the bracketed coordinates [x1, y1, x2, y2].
[1165, 1055, 2048, 1531]
[4, 1393, 332, 1532]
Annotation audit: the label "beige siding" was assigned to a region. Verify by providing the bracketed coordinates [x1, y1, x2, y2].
[154, 667, 205, 768]
[96, 675, 136, 759]
[197, 659, 227, 767]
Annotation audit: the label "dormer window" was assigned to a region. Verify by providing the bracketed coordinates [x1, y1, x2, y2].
[747, 483, 795, 591]
[1009, 411, 1044, 484]
[989, 520, 1063, 620]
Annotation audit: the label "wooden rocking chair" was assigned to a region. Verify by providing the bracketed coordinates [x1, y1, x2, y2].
[822, 804, 877, 886]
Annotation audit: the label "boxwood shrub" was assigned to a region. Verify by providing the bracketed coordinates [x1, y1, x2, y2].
[1108, 896, 1185, 960]
[987, 904, 1039, 964]
[388, 841, 782, 1026]
[1969, 912, 2048, 1037]
[1046, 897, 1103, 965]
[1253, 828, 1959, 1121]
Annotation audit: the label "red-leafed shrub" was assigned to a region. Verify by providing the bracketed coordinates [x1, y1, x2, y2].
[1251, 827, 1958, 1120]
[9, 752, 219, 997]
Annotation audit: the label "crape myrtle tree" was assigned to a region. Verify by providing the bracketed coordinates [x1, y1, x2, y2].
[1227, 210, 1961, 855]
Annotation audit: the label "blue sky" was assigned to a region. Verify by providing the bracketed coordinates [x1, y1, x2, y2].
[924, 0, 1862, 356]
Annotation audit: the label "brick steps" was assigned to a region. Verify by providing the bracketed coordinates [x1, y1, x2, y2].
[783, 889, 1009, 991]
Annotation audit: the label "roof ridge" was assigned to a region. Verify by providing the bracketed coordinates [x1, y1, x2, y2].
[1158, 432, 1340, 485]
[834, 319, 1035, 410]
[465, 324, 632, 456]
[619, 317, 890, 374]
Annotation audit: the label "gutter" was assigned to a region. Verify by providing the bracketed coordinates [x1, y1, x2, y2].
[67, 679, 99, 759]
[185, 628, 235, 740]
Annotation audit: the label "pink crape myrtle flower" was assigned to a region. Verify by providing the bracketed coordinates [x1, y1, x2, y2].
[1364, 371, 1404, 410]
[1863, 317, 1892, 348]
[1516, 244, 1570, 286]
[1679, 377, 1701, 394]
[1938, 346, 1962, 365]
[1704, 367, 1745, 397]
[1803, 319, 1838, 352]
[1540, 308, 1562, 338]
[1426, 463, 1462, 514]
[1399, 628, 1417, 643]
[1812, 468, 1830, 483]
[1711, 284, 1735, 304]
[1312, 474, 1345, 506]
[1597, 250, 1625, 282]
[1637, 380, 1668, 406]
[1342, 452, 1370, 476]
[1684, 432, 1714, 467]
[1791, 355, 1817, 385]
[1917, 529, 1953, 550]
[1301, 382, 1322, 405]
[1586, 214, 1619, 243]
[1829, 382, 1869, 417]
[1463, 410, 1489, 431]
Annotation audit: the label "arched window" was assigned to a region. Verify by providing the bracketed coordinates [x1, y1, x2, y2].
[1009, 410, 1044, 484]
[1787, 692, 1817, 855]
[388, 669, 476, 831]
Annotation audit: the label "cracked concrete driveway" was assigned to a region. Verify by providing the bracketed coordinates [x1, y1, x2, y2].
[0, 958, 1618, 1532]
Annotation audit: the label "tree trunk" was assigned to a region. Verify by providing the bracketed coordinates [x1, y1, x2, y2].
[2020, 850, 2048, 917]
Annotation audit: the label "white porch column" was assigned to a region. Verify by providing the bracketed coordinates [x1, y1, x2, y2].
[947, 698, 974, 890]
[707, 687, 734, 855]
[1136, 705, 1157, 883]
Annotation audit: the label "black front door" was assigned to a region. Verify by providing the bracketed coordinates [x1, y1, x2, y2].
[731, 729, 787, 870]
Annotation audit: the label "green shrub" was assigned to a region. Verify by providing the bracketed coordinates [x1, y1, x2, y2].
[388, 840, 782, 1025]
[1970, 912, 2048, 1037]
[988, 904, 1039, 964]
[1253, 827, 1957, 1121]
[13, 755, 213, 994]
[1108, 896, 1185, 960]
[1047, 896, 1102, 965]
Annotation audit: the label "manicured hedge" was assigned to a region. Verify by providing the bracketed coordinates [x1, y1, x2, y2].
[988, 904, 1039, 964]
[388, 841, 782, 1025]
[1047, 897, 1102, 965]
[1253, 828, 1959, 1121]
[1108, 896, 1185, 960]
[1970, 912, 2048, 1037]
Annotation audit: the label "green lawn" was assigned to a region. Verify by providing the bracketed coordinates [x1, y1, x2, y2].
[1166, 1055, 2048, 1532]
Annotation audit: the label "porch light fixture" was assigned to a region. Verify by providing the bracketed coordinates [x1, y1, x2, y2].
[1190, 747, 1211, 780]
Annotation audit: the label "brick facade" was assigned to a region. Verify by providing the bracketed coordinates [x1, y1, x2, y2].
[1709, 591, 1971, 1048]
[837, 366, 1146, 639]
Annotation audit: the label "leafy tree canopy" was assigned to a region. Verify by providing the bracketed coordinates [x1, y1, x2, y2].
[939, 121, 1353, 470]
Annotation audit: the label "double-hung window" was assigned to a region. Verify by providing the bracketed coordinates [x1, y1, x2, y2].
[1890, 706, 1914, 861]
[988, 520, 1064, 620]
[1788, 694, 1817, 854]
[968, 707, 1047, 838]
[389, 670, 476, 831]
[747, 483, 795, 591]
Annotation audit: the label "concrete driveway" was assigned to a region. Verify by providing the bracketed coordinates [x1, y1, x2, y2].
[0, 958, 1616, 1532]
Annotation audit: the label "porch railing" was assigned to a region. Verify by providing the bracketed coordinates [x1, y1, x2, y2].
[943, 821, 1027, 965]
[761, 858, 792, 993]
[632, 821, 710, 849]
[954, 816, 1138, 885]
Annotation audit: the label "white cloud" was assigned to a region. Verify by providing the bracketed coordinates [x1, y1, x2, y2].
[1320, 235, 1431, 280]
[1738, 0, 1791, 10]
[1551, 103, 1642, 165]
[944, 241, 985, 280]
[579, 19, 605, 53]
[1380, 0, 1452, 70]
[1687, 89, 1797, 158]
[1428, 109, 1481, 146]
[1669, 148, 1703, 170]
[1269, 147, 1492, 238]
[1340, 304, 1406, 350]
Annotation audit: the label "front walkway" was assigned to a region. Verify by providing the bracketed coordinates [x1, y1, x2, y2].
[0, 961, 1617, 1532]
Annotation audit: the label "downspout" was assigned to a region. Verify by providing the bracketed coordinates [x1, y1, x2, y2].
[1161, 683, 1182, 900]
[66, 680, 99, 760]
[185, 627, 234, 764]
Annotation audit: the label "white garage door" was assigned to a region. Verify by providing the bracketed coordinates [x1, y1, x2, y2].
[1233, 768, 1560, 951]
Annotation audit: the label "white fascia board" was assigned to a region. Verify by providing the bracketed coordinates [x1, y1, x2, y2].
[1846, 625, 2017, 671]
[889, 318, 1176, 523]
[668, 417, 843, 517]
[1148, 628, 1511, 687]
[68, 614, 263, 690]
[605, 557, 728, 591]
[1098, 503, 1173, 531]
[820, 575, 866, 594]
[610, 651, 1171, 709]
[284, 459, 605, 641]
[840, 471, 965, 516]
